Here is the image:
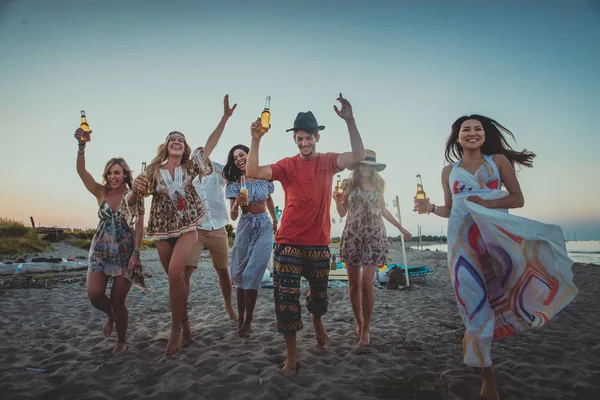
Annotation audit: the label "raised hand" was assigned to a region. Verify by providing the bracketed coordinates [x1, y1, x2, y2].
[74, 127, 91, 143]
[251, 118, 269, 139]
[333, 93, 354, 121]
[223, 94, 237, 119]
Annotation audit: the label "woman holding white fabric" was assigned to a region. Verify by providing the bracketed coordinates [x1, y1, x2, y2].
[414, 114, 578, 400]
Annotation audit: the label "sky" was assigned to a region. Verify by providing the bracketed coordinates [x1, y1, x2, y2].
[1, 0, 599, 240]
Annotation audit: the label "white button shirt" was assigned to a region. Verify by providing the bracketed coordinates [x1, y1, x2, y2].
[193, 161, 230, 231]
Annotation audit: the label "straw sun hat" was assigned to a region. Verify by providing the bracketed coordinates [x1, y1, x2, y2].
[349, 149, 386, 172]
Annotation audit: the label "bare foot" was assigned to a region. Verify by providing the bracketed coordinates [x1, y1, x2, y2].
[225, 305, 236, 320]
[311, 315, 328, 348]
[182, 319, 194, 347]
[356, 320, 363, 337]
[282, 351, 299, 376]
[358, 329, 370, 347]
[111, 341, 127, 355]
[481, 380, 500, 400]
[102, 316, 114, 338]
[237, 320, 252, 338]
[165, 325, 183, 356]
[481, 367, 500, 400]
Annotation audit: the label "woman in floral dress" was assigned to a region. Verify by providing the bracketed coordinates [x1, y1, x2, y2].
[74, 127, 145, 355]
[133, 95, 236, 356]
[334, 149, 411, 347]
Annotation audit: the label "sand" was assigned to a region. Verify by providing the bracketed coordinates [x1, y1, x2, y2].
[0, 242, 598, 400]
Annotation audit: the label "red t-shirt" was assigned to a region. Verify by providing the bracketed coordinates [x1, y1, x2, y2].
[270, 152, 341, 246]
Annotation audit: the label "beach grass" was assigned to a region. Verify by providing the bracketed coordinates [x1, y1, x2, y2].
[70, 238, 92, 250]
[0, 218, 52, 256]
[63, 228, 96, 241]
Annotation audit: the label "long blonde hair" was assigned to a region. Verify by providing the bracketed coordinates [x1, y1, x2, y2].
[344, 165, 385, 202]
[146, 131, 194, 190]
[102, 158, 133, 190]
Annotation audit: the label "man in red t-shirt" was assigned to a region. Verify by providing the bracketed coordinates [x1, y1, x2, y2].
[246, 93, 365, 375]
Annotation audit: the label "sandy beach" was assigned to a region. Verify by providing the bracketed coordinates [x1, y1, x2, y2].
[0, 242, 598, 400]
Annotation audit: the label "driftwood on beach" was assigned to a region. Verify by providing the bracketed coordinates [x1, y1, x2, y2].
[0, 261, 88, 276]
[29, 216, 66, 242]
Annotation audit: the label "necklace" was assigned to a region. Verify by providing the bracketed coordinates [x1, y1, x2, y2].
[160, 167, 186, 217]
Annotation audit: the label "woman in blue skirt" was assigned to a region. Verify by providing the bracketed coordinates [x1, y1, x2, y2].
[224, 144, 278, 337]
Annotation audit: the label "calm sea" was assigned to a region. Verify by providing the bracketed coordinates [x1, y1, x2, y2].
[412, 240, 600, 265]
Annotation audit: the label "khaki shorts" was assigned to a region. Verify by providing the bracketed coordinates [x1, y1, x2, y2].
[185, 227, 229, 270]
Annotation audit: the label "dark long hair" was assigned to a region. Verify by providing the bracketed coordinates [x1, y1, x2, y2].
[222, 144, 249, 183]
[445, 115, 536, 168]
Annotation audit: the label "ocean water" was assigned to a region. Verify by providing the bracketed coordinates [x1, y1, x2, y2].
[412, 240, 600, 265]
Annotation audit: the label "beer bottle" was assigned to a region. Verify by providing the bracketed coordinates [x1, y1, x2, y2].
[416, 174, 427, 214]
[240, 175, 249, 206]
[260, 96, 271, 133]
[139, 162, 150, 197]
[80, 110, 91, 142]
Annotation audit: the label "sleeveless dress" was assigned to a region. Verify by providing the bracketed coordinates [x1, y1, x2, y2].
[88, 190, 146, 290]
[447, 154, 578, 368]
[340, 179, 388, 266]
[226, 180, 275, 290]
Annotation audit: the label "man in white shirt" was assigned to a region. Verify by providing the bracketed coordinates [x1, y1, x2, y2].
[180, 95, 237, 346]
[186, 160, 235, 320]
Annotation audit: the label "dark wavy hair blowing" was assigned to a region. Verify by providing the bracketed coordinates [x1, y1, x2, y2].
[222, 144, 249, 183]
[445, 115, 536, 168]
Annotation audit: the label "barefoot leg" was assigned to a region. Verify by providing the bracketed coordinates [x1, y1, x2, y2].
[158, 231, 197, 356]
[359, 264, 377, 347]
[346, 265, 363, 337]
[281, 333, 299, 375]
[238, 289, 258, 337]
[110, 276, 132, 355]
[305, 255, 330, 349]
[216, 268, 236, 320]
[481, 366, 500, 400]
[87, 271, 113, 337]
[208, 228, 236, 320]
[273, 243, 304, 375]
[311, 314, 329, 348]
[236, 288, 246, 336]
[181, 265, 195, 347]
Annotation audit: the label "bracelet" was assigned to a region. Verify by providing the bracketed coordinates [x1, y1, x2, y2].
[428, 204, 436, 214]
[77, 150, 85, 155]
[132, 248, 141, 257]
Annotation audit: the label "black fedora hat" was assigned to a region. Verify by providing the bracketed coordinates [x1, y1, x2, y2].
[285, 111, 325, 133]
